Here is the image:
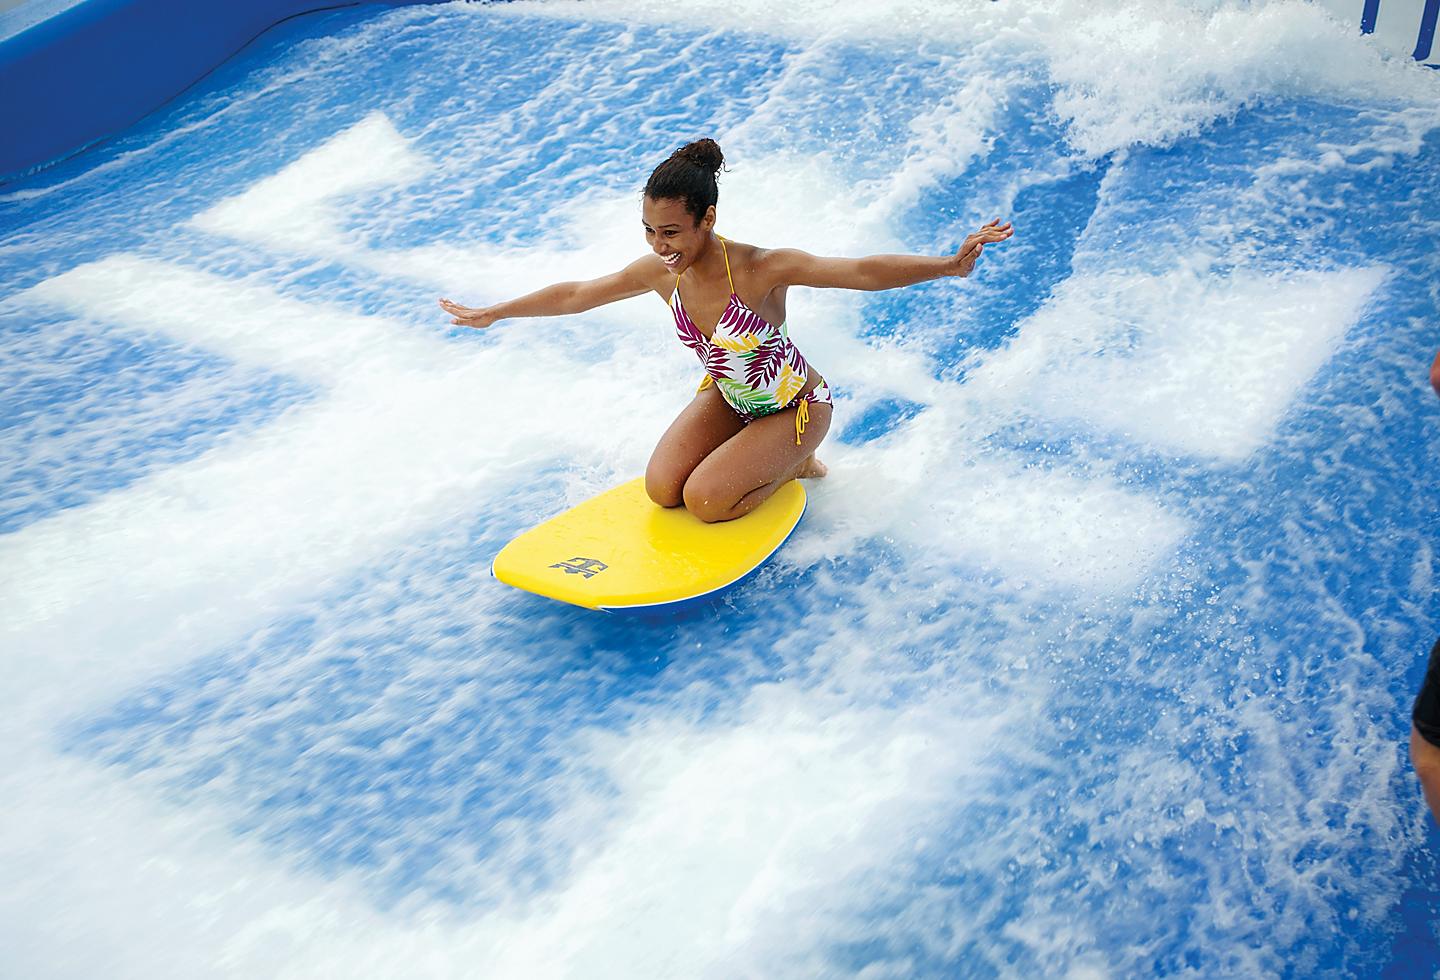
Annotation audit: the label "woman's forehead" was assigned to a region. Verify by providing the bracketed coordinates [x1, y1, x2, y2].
[642, 196, 690, 224]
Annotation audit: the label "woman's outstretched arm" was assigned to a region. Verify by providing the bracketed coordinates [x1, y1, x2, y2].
[763, 219, 1013, 292]
[439, 255, 661, 329]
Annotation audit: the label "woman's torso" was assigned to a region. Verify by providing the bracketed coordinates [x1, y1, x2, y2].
[667, 238, 823, 416]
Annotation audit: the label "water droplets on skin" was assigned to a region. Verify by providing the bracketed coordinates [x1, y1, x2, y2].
[2, 1, 1440, 977]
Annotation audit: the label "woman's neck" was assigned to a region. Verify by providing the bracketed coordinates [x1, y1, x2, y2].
[682, 232, 727, 288]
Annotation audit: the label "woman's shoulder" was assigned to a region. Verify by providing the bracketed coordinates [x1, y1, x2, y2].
[728, 239, 767, 263]
[739, 243, 810, 289]
[730, 240, 787, 279]
[624, 252, 677, 292]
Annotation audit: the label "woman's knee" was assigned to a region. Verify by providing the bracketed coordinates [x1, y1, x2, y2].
[682, 477, 732, 523]
[645, 462, 686, 508]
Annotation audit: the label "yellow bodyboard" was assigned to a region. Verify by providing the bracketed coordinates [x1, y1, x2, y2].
[492, 477, 807, 612]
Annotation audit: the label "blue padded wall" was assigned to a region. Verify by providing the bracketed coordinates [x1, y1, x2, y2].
[0, 0, 434, 182]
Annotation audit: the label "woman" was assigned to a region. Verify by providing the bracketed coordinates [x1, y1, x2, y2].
[439, 138, 1013, 523]
[1410, 348, 1440, 824]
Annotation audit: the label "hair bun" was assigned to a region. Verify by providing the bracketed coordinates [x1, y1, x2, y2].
[674, 138, 724, 174]
[645, 139, 724, 222]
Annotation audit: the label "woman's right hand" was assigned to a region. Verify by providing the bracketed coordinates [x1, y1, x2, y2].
[439, 298, 500, 329]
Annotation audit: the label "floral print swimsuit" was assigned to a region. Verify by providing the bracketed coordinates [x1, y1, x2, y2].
[670, 236, 832, 445]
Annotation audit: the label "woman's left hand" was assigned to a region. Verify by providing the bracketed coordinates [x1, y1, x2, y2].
[953, 219, 1013, 278]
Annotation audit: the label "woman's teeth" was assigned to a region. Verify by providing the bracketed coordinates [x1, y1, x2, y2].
[663, 253, 682, 267]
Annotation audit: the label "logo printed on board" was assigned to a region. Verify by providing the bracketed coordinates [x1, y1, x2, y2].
[549, 557, 609, 578]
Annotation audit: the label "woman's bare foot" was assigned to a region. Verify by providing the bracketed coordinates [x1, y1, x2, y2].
[797, 454, 828, 479]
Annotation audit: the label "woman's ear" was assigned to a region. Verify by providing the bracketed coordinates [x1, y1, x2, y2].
[701, 205, 717, 232]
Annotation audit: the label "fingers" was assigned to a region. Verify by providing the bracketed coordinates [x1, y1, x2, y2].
[439, 298, 484, 325]
[961, 229, 1010, 255]
[960, 221, 1013, 252]
[439, 301, 482, 329]
[955, 218, 1014, 277]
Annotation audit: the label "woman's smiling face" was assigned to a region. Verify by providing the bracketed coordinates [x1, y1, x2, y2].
[642, 195, 714, 276]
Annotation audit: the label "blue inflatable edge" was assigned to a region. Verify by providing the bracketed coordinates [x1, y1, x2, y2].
[3, 0, 1435, 185]
[487, 493, 808, 617]
[0, 0, 447, 185]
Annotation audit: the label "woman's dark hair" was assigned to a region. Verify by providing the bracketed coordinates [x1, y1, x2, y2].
[644, 138, 725, 224]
